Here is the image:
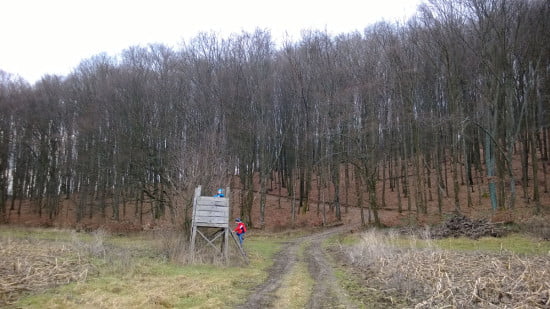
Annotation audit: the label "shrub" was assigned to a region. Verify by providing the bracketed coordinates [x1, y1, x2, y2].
[521, 216, 550, 240]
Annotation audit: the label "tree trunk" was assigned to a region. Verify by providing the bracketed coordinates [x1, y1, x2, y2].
[259, 172, 267, 230]
[485, 132, 498, 211]
[452, 133, 461, 212]
[463, 127, 473, 208]
[530, 131, 541, 213]
[395, 156, 403, 213]
[355, 167, 365, 226]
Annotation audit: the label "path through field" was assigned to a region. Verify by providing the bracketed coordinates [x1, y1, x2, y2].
[239, 225, 357, 309]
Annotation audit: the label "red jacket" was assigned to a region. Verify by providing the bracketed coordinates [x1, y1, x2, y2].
[234, 222, 246, 234]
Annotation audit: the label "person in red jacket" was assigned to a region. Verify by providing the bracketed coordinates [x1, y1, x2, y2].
[233, 218, 246, 245]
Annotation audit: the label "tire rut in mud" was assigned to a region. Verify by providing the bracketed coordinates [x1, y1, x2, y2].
[304, 236, 357, 309]
[238, 226, 357, 309]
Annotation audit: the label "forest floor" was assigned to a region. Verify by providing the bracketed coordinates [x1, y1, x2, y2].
[3, 153, 550, 233]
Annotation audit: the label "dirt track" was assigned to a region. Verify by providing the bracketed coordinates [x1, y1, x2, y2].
[238, 225, 357, 309]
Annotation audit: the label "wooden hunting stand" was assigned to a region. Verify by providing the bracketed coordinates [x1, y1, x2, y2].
[189, 186, 247, 263]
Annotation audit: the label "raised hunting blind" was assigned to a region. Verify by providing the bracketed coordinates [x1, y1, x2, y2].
[189, 186, 247, 263]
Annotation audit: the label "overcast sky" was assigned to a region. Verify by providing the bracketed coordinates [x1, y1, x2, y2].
[1, 0, 424, 84]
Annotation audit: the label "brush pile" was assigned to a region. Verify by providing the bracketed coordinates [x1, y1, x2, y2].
[428, 214, 506, 239]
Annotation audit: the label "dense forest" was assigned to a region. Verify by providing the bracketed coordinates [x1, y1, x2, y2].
[0, 0, 548, 230]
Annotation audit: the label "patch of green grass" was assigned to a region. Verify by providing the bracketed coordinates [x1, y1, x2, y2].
[384, 233, 550, 255]
[17, 260, 260, 308]
[334, 264, 411, 309]
[325, 232, 362, 247]
[246, 235, 283, 259]
[334, 268, 367, 309]
[433, 234, 550, 255]
[0, 226, 83, 242]
[339, 233, 362, 246]
[336, 229, 550, 256]
[274, 243, 313, 309]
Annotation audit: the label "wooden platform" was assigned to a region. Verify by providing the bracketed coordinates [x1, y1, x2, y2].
[189, 186, 248, 264]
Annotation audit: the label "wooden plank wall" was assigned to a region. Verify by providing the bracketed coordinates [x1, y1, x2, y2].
[193, 196, 229, 228]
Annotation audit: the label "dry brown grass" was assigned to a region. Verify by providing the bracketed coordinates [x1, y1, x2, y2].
[0, 235, 95, 306]
[151, 227, 190, 263]
[347, 230, 550, 308]
[521, 215, 550, 240]
[0, 225, 249, 307]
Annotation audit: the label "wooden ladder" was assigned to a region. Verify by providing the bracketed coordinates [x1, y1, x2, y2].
[231, 232, 249, 264]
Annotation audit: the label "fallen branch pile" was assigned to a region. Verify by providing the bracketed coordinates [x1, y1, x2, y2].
[424, 214, 506, 239]
[0, 237, 94, 306]
[437, 214, 505, 239]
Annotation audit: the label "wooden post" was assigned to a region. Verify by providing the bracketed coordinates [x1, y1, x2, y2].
[223, 187, 230, 261]
[189, 186, 202, 262]
[231, 229, 249, 264]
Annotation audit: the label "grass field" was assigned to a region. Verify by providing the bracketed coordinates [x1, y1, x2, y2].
[2, 226, 549, 308]
[0, 227, 283, 308]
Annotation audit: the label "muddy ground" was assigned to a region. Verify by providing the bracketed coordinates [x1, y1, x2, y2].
[238, 225, 360, 309]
